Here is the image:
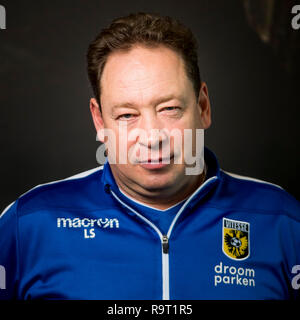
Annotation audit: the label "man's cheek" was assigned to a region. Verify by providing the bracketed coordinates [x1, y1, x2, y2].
[117, 124, 129, 164]
[117, 138, 129, 164]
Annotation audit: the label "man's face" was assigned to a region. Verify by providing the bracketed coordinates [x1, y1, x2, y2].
[90, 45, 211, 198]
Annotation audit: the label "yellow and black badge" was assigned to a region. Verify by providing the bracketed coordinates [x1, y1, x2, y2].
[222, 218, 250, 260]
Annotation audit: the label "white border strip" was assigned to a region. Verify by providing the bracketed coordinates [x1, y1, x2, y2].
[118, 187, 187, 212]
[19, 166, 103, 198]
[167, 176, 218, 238]
[0, 201, 15, 219]
[0, 166, 103, 219]
[221, 170, 283, 190]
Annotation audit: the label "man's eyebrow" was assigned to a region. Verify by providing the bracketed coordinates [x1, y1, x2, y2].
[112, 102, 136, 110]
[151, 94, 183, 105]
[112, 94, 184, 110]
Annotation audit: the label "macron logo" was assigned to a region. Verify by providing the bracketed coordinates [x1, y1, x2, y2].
[57, 217, 119, 239]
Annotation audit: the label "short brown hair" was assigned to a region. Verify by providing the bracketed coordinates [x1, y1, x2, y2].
[87, 12, 201, 107]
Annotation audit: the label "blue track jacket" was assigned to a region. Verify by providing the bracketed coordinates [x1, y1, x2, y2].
[0, 147, 300, 300]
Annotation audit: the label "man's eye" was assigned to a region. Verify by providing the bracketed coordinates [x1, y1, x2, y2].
[118, 114, 135, 120]
[162, 106, 180, 112]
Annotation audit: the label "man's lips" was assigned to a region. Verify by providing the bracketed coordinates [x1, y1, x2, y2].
[138, 155, 174, 164]
[138, 155, 174, 169]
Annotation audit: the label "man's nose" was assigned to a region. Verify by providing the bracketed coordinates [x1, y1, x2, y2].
[138, 116, 168, 149]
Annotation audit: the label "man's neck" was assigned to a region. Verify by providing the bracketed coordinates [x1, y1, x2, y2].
[115, 164, 207, 210]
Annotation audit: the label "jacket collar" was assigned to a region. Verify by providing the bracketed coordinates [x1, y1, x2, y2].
[101, 146, 221, 210]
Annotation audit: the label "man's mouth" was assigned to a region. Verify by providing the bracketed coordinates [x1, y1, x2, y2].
[138, 155, 174, 169]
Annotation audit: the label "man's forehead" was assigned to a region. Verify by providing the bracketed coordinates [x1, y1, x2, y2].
[100, 46, 192, 108]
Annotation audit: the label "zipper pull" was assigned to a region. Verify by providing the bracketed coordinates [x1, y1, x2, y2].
[162, 235, 169, 254]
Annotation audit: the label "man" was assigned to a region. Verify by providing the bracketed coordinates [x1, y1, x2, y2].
[0, 12, 299, 300]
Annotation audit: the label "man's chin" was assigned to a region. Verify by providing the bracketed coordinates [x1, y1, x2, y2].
[135, 174, 180, 193]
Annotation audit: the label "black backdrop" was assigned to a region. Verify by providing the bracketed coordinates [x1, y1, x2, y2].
[1, 0, 299, 212]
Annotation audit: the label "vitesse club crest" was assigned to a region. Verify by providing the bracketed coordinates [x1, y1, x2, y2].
[222, 218, 250, 260]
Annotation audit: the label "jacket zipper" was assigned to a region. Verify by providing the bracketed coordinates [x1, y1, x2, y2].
[162, 235, 169, 300]
[109, 176, 217, 300]
[162, 235, 169, 253]
[110, 190, 170, 299]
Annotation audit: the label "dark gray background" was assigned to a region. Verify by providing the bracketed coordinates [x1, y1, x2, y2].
[0, 0, 299, 212]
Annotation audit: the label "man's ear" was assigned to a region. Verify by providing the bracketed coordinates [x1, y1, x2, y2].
[90, 98, 105, 142]
[197, 82, 212, 129]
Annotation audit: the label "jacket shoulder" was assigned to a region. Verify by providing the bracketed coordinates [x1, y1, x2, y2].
[218, 170, 300, 222]
[15, 167, 104, 216]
